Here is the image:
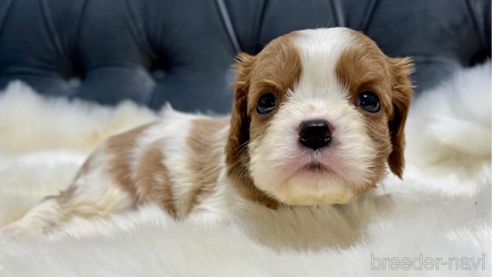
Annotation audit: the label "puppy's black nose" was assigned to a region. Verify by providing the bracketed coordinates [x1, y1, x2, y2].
[299, 120, 332, 150]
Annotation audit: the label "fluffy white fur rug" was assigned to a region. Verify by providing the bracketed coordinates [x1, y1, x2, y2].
[0, 62, 490, 276]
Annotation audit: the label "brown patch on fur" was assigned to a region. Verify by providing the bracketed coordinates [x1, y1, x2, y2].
[225, 32, 302, 209]
[56, 185, 77, 205]
[105, 123, 156, 207]
[186, 118, 230, 213]
[386, 57, 414, 178]
[74, 151, 98, 180]
[45, 149, 98, 204]
[76, 160, 91, 179]
[336, 31, 413, 181]
[135, 139, 176, 217]
[228, 151, 280, 210]
[43, 185, 77, 205]
[227, 32, 303, 164]
[52, 122, 177, 217]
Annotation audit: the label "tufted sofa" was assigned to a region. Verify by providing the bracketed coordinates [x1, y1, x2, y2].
[0, 0, 490, 113]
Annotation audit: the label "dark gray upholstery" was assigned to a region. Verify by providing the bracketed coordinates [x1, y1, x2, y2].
[0, 0, 490, 113]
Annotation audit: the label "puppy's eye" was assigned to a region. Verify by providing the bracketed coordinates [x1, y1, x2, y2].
[357, 91, 380, 113]
[257, 93, 278, 114]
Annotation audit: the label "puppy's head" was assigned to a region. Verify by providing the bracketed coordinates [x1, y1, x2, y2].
[226, 28, 413, 207]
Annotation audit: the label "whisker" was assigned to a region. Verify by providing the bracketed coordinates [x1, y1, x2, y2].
[232, 140, 250, 159]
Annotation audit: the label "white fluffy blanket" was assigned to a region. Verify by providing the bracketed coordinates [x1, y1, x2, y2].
[0, 62, 490, 276]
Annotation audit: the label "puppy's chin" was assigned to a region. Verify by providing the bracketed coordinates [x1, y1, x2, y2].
[279, 175, 356, 205]
[253, 170, 358, 205]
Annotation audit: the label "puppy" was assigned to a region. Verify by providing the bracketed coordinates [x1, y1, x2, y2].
[2, 27, 413, 238]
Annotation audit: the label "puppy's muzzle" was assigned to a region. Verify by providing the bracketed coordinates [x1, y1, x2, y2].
[299, 120, 332, 150]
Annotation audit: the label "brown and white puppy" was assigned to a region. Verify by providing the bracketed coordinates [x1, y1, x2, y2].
[2, 28, 413, 237]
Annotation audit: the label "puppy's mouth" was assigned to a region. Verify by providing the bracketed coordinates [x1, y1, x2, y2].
[277, 151, 347, 179]
[302, 162, 327, 172]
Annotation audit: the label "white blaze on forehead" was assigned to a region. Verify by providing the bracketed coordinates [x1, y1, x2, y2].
[291, 28, 356, 102]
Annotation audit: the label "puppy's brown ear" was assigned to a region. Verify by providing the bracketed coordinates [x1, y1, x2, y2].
[387, 57, 414, 178]
[225, 53, 256, 165]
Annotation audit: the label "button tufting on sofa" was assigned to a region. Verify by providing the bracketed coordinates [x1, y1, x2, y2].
[0, 0, 489, 113]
